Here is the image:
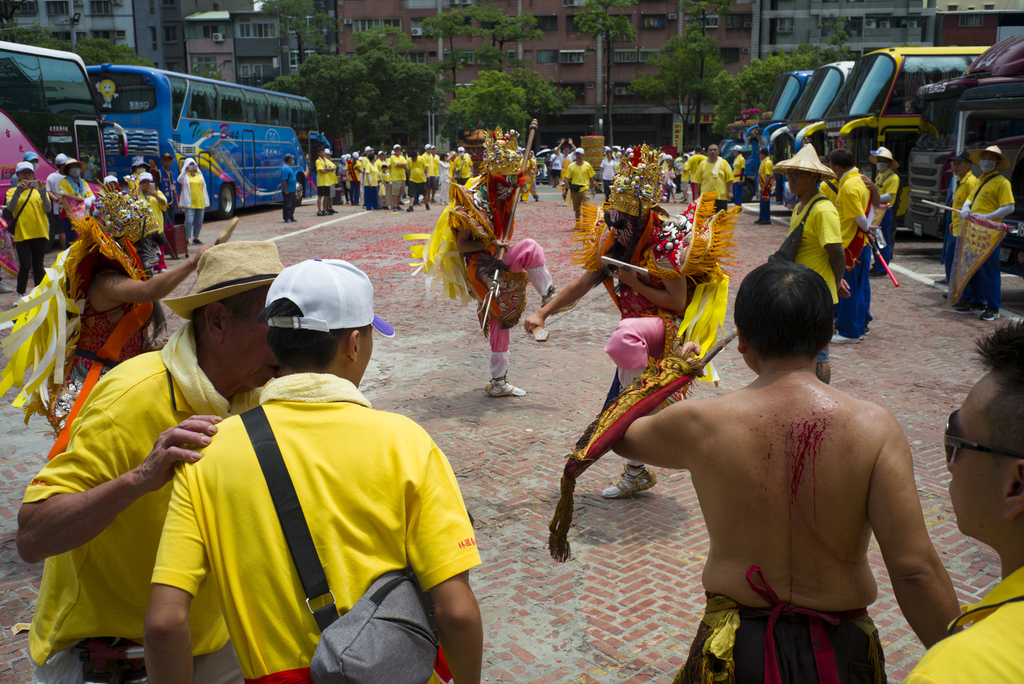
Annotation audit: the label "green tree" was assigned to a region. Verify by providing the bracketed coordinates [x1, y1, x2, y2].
[510, 67, 574, 121]
[354, 24, 415, 52]
[260, 0, 336, 68]
[445, 70, 528, 137]
[574, 0, 637, 143]
[266, 54, 363, 145]
[471, 1, 542, 71]
[422, 9, 476, 89]
[76, 38, 155, 66]
[190, 64, 225, 81]
[1, 22, 70, 50]
[682, 0, 736, 146]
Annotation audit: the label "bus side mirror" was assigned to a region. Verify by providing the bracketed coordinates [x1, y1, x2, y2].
[112, 123, 128, 157]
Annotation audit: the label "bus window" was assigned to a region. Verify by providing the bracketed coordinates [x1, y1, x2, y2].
[829, 54, 896, 119]
[267, 94, 288, 126]
[0, 50, 46, 113]
[301, 100, 317, 131]
[39, 56, 95, 116]
[288, 100, 301, 130]
[189, 80, 216, 120]
[964, 113, 1024, 148]
[75, 121, 103, 182]
[886, 56, 975, 116]
[218, 85, 244, 122]
[245, 91, 268, 125]
[88, 71, 156, 113]
[168, 75, 188, 129]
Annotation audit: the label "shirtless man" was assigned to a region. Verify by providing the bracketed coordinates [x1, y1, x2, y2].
[614, 260, 959, 682]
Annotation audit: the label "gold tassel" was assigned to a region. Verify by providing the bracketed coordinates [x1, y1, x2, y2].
[548, 472, 578, 563]
[570, 202, 603, 273]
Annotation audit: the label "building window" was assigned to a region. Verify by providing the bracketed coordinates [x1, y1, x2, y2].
[726, 13, 752, 29]
[560, 50, 585, 64]
[353, 18, 401, 32]
[958, 14, 984, 27]
[149, 0, 154, 12]
[289, 50, 316, 68]
[164, 25, 178, 42]
[162, 0, 174, 6]
[238, 22, 275, 38]
[777, 17, 793, 33]
[704, 15, 719, 29]
[19, 0, 38, 13]
[193, 55, 216, 72]
[638, 49, 657, 62]
[641, 14, 665, 29]
[90, 0, 111, 14]
[46, 1, 69, 15]
[720, 46, 740, 61]
[114, 29, 125, 40]
[91, 30, 112, 39]
[240, 63, 250, 76]
[523, 49, 532, 58]
[53, 30, 71, 40]
[984, 3, 994, 7]
[614, 48, 637, 63]
[565, 15, 577, 31]
[507, 49, 516, 58]
[443, 49, 475, 64]
[537, 49, 558, 64]
[538, 15, 557, 31]
[407, 51, 427, 63]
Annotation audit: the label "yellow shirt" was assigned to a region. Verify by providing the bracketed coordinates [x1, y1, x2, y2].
[563, 161, 595, 187]
[876, 168, 900, 219]
[361, 158, 380, 186]
[686, 154, 706, 178]
[409, 156, 429, 184]
[147, 189, 168, 227]
[187, 174, 206, 209]
[759, 158, 774, 187]
[23, 351, 229, 665]
[836, 168, 869, 247]
[791, 193, 842, 304]
[153, 375, 481, 680]
[456, 153, 474, 178]
[694, 158, 734, 199]
[818, 179, 838, 204]
[969, 171, 1014, 216]
[5, 184, 50, 241]
[733, 154, 746, 178]
[57, 176, 95, 201]
[904, 565, 1024, 684]
[950, 172, 977, 237]
[428, 153, 440, 176]
[389, 154, 409, 181]
[315, 157, 337, 187]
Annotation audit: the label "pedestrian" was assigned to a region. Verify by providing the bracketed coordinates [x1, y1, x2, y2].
[57, 157, 94, 246]
[773, 144, 849, 383]
[867, 146, 900, 276]
[685, 148, 706, 201]
[732, 148, 746, 207]
[904, 321, 1024, 683]
[954, 145, 1015, 322]
[281, 153, 297, 223]
[425, 144, 440, 205]
[453, 146, 473, 186]
[15, 242, 285, 683]
[523, 150, 539, 202]
[692, 144, 734, 213]
[376, 150, 388, 208]
[315, 148, 337, 217]
[661, 153, 676, 204]
[389, 144, 408, 212]
[378, 152, 391, 211]
[607, 260, 959, 682]
[131, 155, 150, 177]
[177, 157, 209, 245]
[135, 172, 170, 275]
[941, 153, 976, 285]
[827, 148, 872, 345]
[562, 148, 596, 221]
[347, 152, 362, 206]
[600, 147, 617, 202]
[549, 140, 564, 187]
[158, 153, 178, 230]
[438, 151, 452, 201]
[407, 149, 429, 211]
[755, 148, 773, 224]
[45, 153, 68, 249]
[4, 161, 52, 294]
[144, 258, 484, 683]
[361, 150, 381, 210]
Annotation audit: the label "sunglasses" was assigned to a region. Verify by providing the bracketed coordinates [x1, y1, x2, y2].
[944, 410, 1024, 463]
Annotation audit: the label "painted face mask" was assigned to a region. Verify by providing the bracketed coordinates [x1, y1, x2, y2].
[979, 159, 997, 173]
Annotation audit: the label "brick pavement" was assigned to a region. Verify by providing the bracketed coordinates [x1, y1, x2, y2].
[0, 186, 1017, 682]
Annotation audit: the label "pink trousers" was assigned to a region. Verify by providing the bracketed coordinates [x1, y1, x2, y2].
[603, 317, 665, 370]
[488, 239, 551, 379]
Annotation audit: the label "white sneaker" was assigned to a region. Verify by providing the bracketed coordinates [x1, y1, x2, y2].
[0, 281, 13, 294]
[485, 376, 526, 397]
[830, 333, 860, 345]
[601, 464, 658, 498]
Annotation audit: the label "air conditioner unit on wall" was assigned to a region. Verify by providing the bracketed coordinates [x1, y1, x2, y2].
[668, 13, 677, 20]
[562, 0, 580, 6]
[864, 18, 876, 29]
[212, 32, 224, 41]
[742, 46, 750, 53]
[343, 17, 352, 24]
[411, 27, 423, 35]
[879, 20, 890, 28]
[743, 21, 752, 27]
[908, 19, 919, 27]
[614, 86, 627, 95]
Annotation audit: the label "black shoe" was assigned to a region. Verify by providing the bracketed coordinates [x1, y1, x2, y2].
[869, 270, 885, 278]
[980, 308, 1000, 322]
[328, 209, 337, 215]
[954, 300, 984, 314]
[934, 278, 949, 285]
[425, 204, 430, 210]
[406, 206, 414, 212]
[192, 238, 203, 245]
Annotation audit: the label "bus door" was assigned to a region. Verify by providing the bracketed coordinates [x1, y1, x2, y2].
[74, 119, 105, 183]
[883, 127, 920, 220]
[242, 130, 255, 208]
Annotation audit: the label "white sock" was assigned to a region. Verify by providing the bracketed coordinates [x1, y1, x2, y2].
[490, 352, 509, 379]
[526, 265, 553, 297]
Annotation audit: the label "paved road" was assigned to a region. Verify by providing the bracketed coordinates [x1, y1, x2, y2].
[0, 187, 1017, 682]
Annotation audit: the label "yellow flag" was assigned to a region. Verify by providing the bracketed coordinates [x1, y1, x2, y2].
[949, 216, 1007, 304]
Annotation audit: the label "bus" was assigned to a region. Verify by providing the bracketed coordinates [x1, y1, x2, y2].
[759, 70, 814, 157]
[86, 64, 325, 219]
[782, 61, 855, 155]
[0, 41, 125, 189]
[823, 46, 986, 220]
[907, 36, 1024, 237]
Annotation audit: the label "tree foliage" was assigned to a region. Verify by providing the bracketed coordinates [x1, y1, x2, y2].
[259, 0, 336, 67]
[3, 22, 69, 50]
[510, 67, 574, 121]
[445, 70, 528, 137]
[629, 25, 723, 122]
[471, 2, 542, 71]
[422, 9, 476, 90]
[574, 0, 637, 140]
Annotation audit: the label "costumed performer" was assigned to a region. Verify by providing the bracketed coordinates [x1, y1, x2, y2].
[406, 127, 558, 398]
[0, 178, 204, 459]
[524, 144, 737, 498]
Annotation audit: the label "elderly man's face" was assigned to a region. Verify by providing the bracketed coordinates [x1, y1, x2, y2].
[708, 145, 720, 160]
[221, 286, 279, 395]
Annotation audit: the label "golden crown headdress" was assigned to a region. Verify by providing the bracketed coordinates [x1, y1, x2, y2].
[481, 127, 523, 175]
[94, 177, 160, 243]
[609, 144, 662, 216]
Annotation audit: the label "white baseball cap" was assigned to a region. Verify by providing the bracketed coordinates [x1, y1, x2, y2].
[364, 146, 372, 152]
[377, 151, 384, 156]
[575, 148, 585, 155]
[54, 153, 69, 166]
[458, 146, 465, 152]
[393, 144, 402, 149]
[323, 148, 332, 155]
[15, 161, 35, 173]
[604, 146, 611, 152]
[103, 175, 119, 185]
[353, 151, 360, 158]
[138, 172, 154, 182]
[265, 259, 394, 337]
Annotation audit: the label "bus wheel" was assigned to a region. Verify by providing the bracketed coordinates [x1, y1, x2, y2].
[216, 184, 236, 220]
[295, 178, 306, 206]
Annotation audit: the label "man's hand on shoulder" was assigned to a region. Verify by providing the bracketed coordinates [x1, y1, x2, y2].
[129, 416, 221, 493]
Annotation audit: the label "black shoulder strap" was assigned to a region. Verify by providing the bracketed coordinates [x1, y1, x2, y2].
[796, 196, 827, 232]
[969, 173, 997, 206]
[823, 180, 837, 194]
[9, 186, 35, 225]
[240, 407, 338, 633]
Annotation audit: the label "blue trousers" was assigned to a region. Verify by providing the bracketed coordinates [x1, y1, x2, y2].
[872, 211, 893, 272]
[966, 247, 1001, 310]
[733, 181, 744, 206]
[835, 245, 871, 339]
[364, 186, 379, 210]
[758, 197, 771, 222]
[942, 232, 956, 282]
[349, 181, 360, 206]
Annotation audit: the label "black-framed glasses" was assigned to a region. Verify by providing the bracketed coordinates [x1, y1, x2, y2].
[945, 410, 1024, 463]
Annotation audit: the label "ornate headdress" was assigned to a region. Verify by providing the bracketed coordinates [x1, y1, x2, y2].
[609, 144, 662, 216]
[93, 177, 159, 243]
[481, 127, 523, 175]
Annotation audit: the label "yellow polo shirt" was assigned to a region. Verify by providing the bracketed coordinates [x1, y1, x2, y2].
[733, 154, 746, 179]
[563, 161, 595, 188]
[409, 156, 429, 184]
[836, 168, 869, 247]
[5, 185, 50, 241]
[388, 154, 408, 182]
[363, 159, 380, 186]
[950, 172, 977, 237]
[694, 158, 734, 198]
[759, 158, 774, 189]
[876, 168, 900, 219]
[818, 179, 838, 204]
[791, 193, 843, 304]
[686, 154, 706, 179]
[969, 171, 1014, 216]
[905, 566, 1024, 683]
[23, 351, 229, 665]
[429, 153, 440, 176]
[147, 189, 168, 228]
[456, 153, 474, 179]
[315, 157, 337, 187]
[153, 375, 480, 680]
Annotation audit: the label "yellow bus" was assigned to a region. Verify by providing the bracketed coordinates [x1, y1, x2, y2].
[823, 46, 986, 218]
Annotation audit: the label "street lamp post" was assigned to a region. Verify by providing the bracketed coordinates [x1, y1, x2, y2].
[68, 12, 81, 50]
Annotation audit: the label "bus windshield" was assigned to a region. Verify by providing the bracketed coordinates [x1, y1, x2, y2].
[790, 67, 843, 122]
[919, 93, 960, 148]
[765, 74, 803, 121]
[92, 72, 157, 113]
[887, 55, 976, 115]
[827, 54, 896, 119]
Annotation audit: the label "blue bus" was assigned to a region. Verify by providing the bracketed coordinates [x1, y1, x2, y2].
[86, 64, 326, 219]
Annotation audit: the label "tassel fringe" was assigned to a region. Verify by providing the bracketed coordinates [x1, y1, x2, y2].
[548, 473, 577, 563]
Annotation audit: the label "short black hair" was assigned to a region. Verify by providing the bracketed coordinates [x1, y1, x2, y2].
[976, 321, 1024, 452]
[759, 148, 769, 157]
[827, 149, 855, 170]
[734, 261, 833, 361]
[258, 297, 369, 370]
[284, 154, 293, 163]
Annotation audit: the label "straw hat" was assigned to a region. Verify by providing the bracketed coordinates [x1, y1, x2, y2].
[968, 145, 1011, 172]
[773, 144, 835, 179]
[868, 147, 898, 169]
[59, 158, 88, 174]
[164, 241, 285, 319]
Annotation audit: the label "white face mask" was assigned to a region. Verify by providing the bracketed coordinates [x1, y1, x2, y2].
[979, 159, 997, 173]
[32, 161, 40, 171]
[876, 162, 889, 172]
[68, 167, 81, 178]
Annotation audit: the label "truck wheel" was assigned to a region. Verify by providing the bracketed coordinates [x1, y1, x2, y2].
[215, 183, 236, 220]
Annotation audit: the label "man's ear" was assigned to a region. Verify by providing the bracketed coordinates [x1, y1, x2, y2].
[202, 302, 230, 345]
[344, 328, 362, 363]
[1004, 460, 1024, 522]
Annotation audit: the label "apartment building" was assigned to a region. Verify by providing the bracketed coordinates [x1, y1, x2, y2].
[337, 0, 755, 146]
[13, 0, 137, 47]
[935, 9, 1024, 45]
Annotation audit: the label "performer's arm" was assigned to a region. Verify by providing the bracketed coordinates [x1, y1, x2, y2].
[455, 229, 491, 254]
[615, 270, 688, 313]
[825, 243, 851, 298]
[88, 249, 204, 311]
[861, 176, 883, 207]
[615, 397, 705, 470]
[523, 271, 602, 333]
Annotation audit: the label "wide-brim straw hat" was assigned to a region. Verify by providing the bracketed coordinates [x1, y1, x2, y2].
[868, 146, 899, 169]
[774, 144, 835, 179]
[59, 158, 88, 174]
[969, 145, 1011, 172]
[165, 241, 285, 319]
